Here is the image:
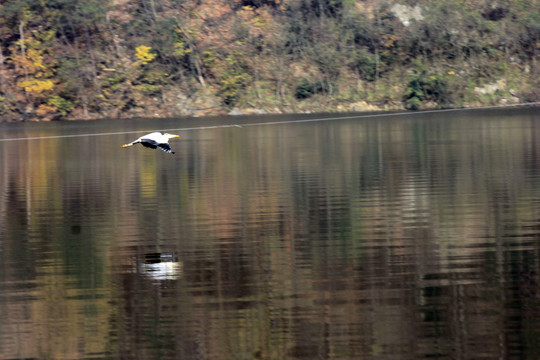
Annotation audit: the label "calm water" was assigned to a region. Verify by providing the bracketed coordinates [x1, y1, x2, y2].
[1, 107, 540, 359]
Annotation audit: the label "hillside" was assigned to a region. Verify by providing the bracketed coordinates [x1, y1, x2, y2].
[0, 0, 538, 121]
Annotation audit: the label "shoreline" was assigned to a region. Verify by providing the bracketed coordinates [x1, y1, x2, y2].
[51, 97, 535, 123]
[70, 100, 540, 122]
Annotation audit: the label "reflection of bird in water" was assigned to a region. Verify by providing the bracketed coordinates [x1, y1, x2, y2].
[122, 132, 180, 154]
[139, 252, 182, 281]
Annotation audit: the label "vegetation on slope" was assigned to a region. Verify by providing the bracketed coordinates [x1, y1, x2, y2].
[0, 0, 538, 121]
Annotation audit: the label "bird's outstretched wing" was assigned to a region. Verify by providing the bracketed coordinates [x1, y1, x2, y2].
[140, 140, 158, 149]
[157, 143, 174, 154]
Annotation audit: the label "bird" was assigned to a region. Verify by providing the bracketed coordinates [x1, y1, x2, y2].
[122, 132, 180, 154]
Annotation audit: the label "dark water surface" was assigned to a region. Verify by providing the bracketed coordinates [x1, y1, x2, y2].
[1, 107, 540, 359]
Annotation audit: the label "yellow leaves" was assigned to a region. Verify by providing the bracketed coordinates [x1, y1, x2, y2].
[27, 48, 46, 73]
[249, 15, 268, 29]
[12, 48, 46, 73]
[36, 104, 57, 116]
[134, 45, 156, 65]
[17, 79, 54, 95]
[173, 39, 191, 58]
[11, 29, 56, 100]
[173, 27, 195, 58]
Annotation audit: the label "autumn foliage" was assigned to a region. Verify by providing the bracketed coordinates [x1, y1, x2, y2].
[0, 0, 538, 120]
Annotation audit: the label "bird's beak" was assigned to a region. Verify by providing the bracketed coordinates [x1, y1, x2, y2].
[171, 135, 180, 138]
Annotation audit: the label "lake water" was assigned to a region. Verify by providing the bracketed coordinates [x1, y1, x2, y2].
[1, 107, 540, 359]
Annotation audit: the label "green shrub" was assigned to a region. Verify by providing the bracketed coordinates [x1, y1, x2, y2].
[354, 49, 377, 82]
[47, 95, 75, 117]
[295, 79, 329, 99]
[403, 65, 452, 110]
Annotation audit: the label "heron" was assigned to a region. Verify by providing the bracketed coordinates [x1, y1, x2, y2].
[122, 132, 180, 154]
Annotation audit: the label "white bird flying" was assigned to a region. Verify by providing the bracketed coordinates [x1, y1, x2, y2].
[122, 132, 180, 154]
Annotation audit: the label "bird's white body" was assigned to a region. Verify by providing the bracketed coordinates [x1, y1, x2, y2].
[122, 132, 180, 153]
